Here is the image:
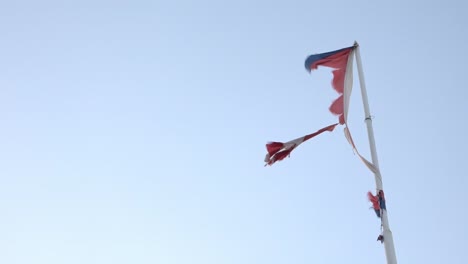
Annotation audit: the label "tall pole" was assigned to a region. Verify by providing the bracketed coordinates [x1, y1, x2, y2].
[354, 42, 398, 264]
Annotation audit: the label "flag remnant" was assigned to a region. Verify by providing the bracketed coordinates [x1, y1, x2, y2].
[264, 44, 378, 174]
[304, 46, 355, 125]
[367, 190, 386, 218]
[264, 123, 338, 166]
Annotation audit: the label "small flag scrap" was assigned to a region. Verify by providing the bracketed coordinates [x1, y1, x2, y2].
[264, 123, 338, 166]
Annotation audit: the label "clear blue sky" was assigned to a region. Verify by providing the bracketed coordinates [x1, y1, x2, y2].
[1, 1, 467, 263]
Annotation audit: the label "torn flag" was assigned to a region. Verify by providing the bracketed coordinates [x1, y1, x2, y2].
[264, 46, 355, 166]
[264, 123, 338, 166]
[305, 46, 355, 125]
[303, 44, 377, 174]
[264, 44, 377, 173]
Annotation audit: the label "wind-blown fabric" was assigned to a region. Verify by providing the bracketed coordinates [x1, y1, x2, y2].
[344, 126, 378, 174]
[264, 44, 377, 173]
[304, 46, 354, 125]
[264, 124, 338, 166]
[305, 45, 376, 173]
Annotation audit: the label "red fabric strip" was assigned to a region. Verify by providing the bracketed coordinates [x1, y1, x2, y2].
[303, 123, 338, 141]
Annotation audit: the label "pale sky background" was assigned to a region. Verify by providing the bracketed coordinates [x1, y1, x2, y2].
[1, 1, 467, 263]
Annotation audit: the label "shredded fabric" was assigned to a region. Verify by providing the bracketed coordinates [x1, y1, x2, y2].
[264, 44, 378, 174]
[368, 191, 381, 218]
[264, 124, 338, 166]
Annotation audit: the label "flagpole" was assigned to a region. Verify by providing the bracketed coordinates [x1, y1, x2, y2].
[354, 42, 398, 264]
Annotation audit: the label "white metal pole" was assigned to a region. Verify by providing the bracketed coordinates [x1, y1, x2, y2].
[354, 42, 398, 264]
